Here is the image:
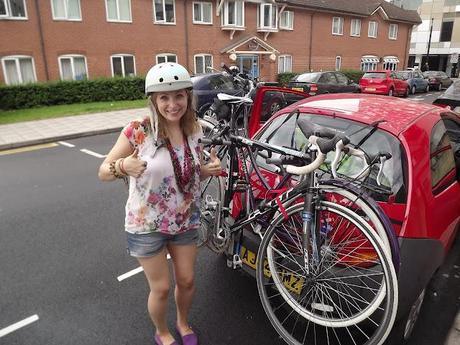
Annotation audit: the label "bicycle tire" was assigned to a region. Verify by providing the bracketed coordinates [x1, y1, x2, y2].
[256, 201, 398, 345]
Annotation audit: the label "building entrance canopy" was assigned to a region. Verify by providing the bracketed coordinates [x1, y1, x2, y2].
[220, 36, 279, 61]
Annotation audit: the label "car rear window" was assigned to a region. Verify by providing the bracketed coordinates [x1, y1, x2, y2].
[293, 73, 321, 83]
[362, 72, 387, 79]
[254, 113, 407, 203]
[444, 81, 460, 97]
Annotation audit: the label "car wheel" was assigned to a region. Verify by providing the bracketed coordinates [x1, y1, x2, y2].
[388, 88, 394, 97]
[404, 87, 410, 98]
[438, 83, 442, 91]
[268, 100, 282, 116]
[386, 288, 426, 345]
[203, 107, 217, 120]
[425, 84, 430, 93]
[411, 85, 416, 95]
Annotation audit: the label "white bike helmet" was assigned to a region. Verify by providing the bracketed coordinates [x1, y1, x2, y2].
[145, 62, 192, 94]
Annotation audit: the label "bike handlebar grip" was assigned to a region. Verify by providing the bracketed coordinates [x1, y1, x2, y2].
[285, 152, 326, 175]
[315, 134, 348, 154]
[221, 63, 232, 74]
[266, 157, 283, 165]
[199, 138, 231, 146]
[298, 118, 338, 139]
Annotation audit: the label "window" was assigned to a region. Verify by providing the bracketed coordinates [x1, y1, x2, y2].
[383, 56, 399, 71]
[106, 0, 131, 22]
[51, 0, 81, 20]
[332, 17, 343, 35]
[360, 56, 379, 71]
[335, 72, 349, 85]
[222, 0, 244, 27]
[388, 23, 398, 40]
[154, 0, 175, 24]
[193, 1, 212, 24]
[350, 19, 361, 37]
[0, 0, 26, 19]
[279, 10, 293, 30]
[318, 72, 337, 84]
[278, 55, 292, 73]
[111, 54, 135, 77]
[194, 54, 212, 74]
[58, 55, 88, 81]
[156, 53, 177, 64]
[368, 21, 378, 38]
[258, 3, 277, 29]
[1, 56, 36, 85]
[335, 56, 342, 71]
[430, 121, 456, 194]
[440, 21, 454, 42]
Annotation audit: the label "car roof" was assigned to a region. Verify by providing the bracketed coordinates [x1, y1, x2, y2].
[277, 93, 437, 135]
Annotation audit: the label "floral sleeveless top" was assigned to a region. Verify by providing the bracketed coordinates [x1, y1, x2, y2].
[122, 118, 202, 235]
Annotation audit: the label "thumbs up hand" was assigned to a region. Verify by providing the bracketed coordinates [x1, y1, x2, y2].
[203, 147, 222, 177]
[124, 148, 148, 178]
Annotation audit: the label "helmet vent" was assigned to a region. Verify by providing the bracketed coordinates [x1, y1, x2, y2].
[174, 76, 179, 80]
[159, 78, 164, 82]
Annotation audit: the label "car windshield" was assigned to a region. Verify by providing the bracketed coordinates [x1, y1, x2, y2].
[293, 73, 321, 83]
[254, 113, 407, 203]
[423, 71, 441, 77]
[444, 80, 460, 97]
[397, 71, 410, 79]
[362, 72, 387, 79]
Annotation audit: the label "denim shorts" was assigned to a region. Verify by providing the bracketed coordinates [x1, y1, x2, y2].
[126, 229, 198, 258]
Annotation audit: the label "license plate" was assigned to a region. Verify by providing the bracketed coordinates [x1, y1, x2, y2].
[291, 87, 304, 92]
[365, 87, 376, 91]
[240, 246, 304, 294]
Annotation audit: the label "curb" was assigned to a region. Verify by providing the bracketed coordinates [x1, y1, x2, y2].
[0, 127, 122, 151]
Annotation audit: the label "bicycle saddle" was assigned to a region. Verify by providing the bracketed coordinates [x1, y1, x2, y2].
[217, 93, 253, 104]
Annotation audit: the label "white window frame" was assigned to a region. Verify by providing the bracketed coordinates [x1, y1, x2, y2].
[153, 0, 176, 24]
[278, 55, 292, 73]
[360, 56, 379, 72]
[194, 54, 213, 74]
[156, 53, 177, 64]
[389, 23, 398, 40]
[58, 54, 88, 81]
[1, 55, 37, 85]
[192, 1, 212, 25]
[0, 0, 27, 19]
[110, 54, 136, 77]
[368, 21, 378, 38]
[258, 3, 277, 30]
[350, 18, 361, 37]
[332, 17, 343, 35]
[51, 0, 82, 21]
[105, 0, 132, 23]
[221, 0, 244, 28]
[279, 10, 293, 30]
[335, 56, 342, 71]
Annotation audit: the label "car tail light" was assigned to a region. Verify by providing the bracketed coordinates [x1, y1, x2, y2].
[309, 84, 318, 95]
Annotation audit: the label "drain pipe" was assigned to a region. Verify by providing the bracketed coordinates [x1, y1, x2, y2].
[308, 12, 315, 72]
[34, 0, 49, 81]
[183, 1, 190, 70]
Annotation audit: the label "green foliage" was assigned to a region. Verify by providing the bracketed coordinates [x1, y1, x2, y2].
[0, 77, 145, 110]
[341, 69, 365, 83]
[277, 72, 298, 86]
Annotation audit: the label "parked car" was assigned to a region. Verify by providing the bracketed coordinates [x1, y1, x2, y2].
[192, 73, 244, 117]
[359, 70, 409, 97]
[422, 70, 454, 91]
[396, 70, 430, 94]
[238, 93, 460, 343]
[433, 80, 460, 113]
[287, 71, 360, 95]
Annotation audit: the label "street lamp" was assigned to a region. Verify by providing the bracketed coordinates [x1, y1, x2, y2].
[424, 17, 434, 71]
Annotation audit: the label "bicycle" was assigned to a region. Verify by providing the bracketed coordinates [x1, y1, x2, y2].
[199, 107, 399, 345]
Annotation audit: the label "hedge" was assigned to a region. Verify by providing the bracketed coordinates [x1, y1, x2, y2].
[277, 69, 365, 86]
[0, 77, 145, 110]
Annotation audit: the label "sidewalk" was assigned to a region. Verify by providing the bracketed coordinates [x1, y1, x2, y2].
[0, 108, 459, 345]
[0, 107, 149, 151]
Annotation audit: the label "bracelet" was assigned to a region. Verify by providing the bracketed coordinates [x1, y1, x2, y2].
[119, 158, 128, 176]
[109, 160, 124, 179]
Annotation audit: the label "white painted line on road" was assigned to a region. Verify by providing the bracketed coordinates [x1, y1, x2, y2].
[80, 149, 106, 158]
[117, 254, 171, 282]
[0, 315, 39, 338]
[58, 141, 75, 148]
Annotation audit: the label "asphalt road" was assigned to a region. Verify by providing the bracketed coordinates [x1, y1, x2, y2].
[0, 91, 458, 345]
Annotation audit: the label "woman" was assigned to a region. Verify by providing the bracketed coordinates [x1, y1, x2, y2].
[98, 62, 221, 345]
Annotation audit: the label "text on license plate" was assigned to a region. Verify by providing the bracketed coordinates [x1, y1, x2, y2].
[240, 246, 304, 294]
[365, 87, 376, 91]
[291, 87, 304, 92]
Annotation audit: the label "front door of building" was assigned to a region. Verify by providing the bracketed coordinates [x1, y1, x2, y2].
[236, 55, 259, 79]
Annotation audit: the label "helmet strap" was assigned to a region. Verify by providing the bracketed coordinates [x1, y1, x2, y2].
[148, 97, 159, 145]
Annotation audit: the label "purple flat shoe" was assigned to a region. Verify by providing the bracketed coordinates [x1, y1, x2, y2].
[175, 325, 198, 345]
[154, 334, 179, 345]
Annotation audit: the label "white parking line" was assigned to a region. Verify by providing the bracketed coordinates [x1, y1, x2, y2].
[80, 149, 106, 158]
[0, 315, 39, 338]
[117, 254, 171, 282]
[57, 141, 75, 148]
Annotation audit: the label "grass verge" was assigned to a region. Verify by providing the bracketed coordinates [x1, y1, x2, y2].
[0, 99, 147, 125]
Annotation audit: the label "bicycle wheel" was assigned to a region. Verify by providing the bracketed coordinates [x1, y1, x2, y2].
[256, 201, 398, 345]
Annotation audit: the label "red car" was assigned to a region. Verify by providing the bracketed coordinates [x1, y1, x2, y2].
[360, 70, 410, 97]
[238, 93, 460, 344]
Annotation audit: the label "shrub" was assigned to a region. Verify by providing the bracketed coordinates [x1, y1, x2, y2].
[341, 69, 365, 83]
[0, 77, 145, 110]
[277, 72, 298, 87]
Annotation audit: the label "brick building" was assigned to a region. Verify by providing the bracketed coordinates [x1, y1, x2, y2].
[0, 0, 421, 85]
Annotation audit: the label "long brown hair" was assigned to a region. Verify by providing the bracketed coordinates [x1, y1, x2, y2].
[148, 89, 200, 139]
